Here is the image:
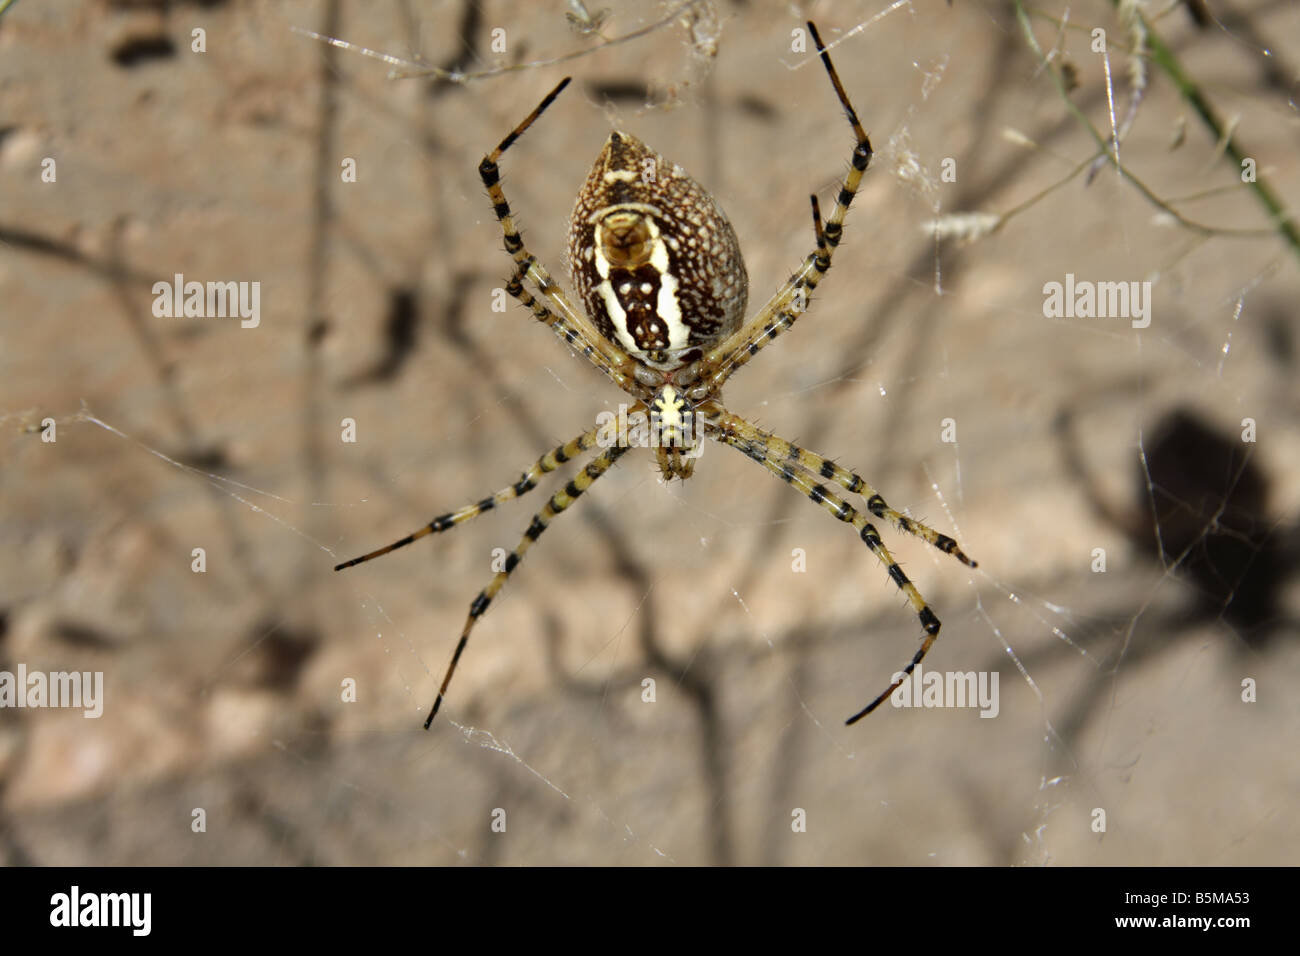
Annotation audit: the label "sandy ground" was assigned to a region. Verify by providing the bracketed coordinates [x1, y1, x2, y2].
[1, 0, 1298, 865]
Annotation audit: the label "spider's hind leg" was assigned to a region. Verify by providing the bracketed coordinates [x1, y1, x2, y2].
[695, 20, 873, 394]
[478, 76, 572, 269]
[505, 261, 641, 394]
[479, 78, 641, 393]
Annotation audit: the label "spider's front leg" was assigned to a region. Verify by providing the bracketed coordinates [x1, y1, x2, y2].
[424, 441, 632, 727]
[332, 424, 605, 571]
[708, 406, 977, 568]
[700, 403, 975, 724]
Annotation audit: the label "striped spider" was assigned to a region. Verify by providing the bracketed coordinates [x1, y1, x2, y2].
[336, 22, 976, 728]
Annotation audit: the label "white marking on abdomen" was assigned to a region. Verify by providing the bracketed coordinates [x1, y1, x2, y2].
[591, 207, 688, 357]
[647, 226, 688, 349]
[595, 278, 640, 353]
[657, 273, 686, 349]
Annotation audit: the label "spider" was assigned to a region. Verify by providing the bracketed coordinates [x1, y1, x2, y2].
[336, 21, 976, 728]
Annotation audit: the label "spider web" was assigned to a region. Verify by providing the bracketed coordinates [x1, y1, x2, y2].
[2, 0, 1298, 865]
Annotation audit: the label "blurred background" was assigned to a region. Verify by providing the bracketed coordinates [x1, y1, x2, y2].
[1, 0, 1297, 865]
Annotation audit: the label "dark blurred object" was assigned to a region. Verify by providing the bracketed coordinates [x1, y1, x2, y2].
[1137, 409, 1292, 645]
[587, 79, 652, 104]
[1182, 0, 1211, 28]
[342, 286, 420, 387]
[237, 620, 319, 692]
[1056, 404, 1296, 648]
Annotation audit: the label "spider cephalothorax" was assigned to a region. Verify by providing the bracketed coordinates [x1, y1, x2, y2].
[336, 23, 977, 730]
[569, 131, 748, 375]
[648, 384, 701, 480]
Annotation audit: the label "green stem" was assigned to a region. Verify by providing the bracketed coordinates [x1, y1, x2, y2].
[1015, 1, 1298, 260]
[1124, 1, 1300, 257]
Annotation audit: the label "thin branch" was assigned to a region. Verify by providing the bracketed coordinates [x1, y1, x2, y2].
[1110, 0, 1300, 258]
[292, 0, 704, 84]
[1013, 1, 1285, 245]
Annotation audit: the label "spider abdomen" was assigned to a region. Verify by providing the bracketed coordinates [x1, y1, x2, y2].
[569, 131, 748, 373]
